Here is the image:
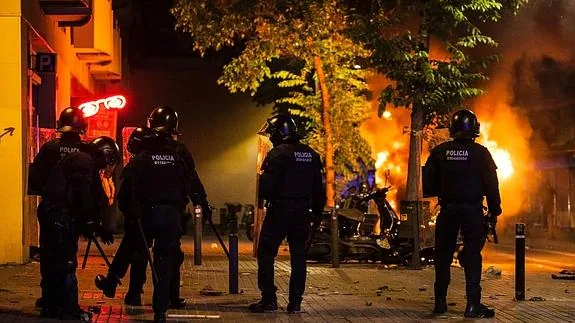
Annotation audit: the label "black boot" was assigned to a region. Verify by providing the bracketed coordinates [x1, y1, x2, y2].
[95, 274, 119, 298]
[35, 297, 45, 308]
[248, 299, 278, 313]
[124, 290, 142, 306]
[169, 298, 187, 309]
[287, 302, 303, 314]
[464, 303, 495, 318]
[154, 312, 167, 323]
[59, 308, 92, 321]
[39, 306, 60, 318]
[433, 297, 447, 314]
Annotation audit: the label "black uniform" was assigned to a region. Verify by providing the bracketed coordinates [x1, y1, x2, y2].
[423, 139, 501, 309]
[29, 134, 86, 316]
[119, 137, 202, 303]
[257, 140, 326, 307]
[118, 141, 189, 317]
[33, 148, 104, 319]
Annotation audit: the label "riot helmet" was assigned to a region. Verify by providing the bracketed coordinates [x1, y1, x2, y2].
[91, 136, 121, 177]
[127, 127, 157, 156]
[57, 107, 88, 134]
[147, 106, 179, 135]
[449, 109, 480, 139]
[258, 114, 300, 146]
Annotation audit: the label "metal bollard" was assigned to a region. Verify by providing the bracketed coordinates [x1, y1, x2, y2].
[331, 208, 340, 268]
[515, 223, 526, 301]
[229, 212, 239, 294]
[194, 205, 202, 266]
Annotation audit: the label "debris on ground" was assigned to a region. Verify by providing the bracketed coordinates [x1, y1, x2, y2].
[484, 266, 502, 278]
[200, 286, 224, 296]
[419, 288, 427, 292]
[529, 296, 546, 301]
[88, 305, 101, 314]
[552, 270, 575, 280]
[365, 301, 373, 306]
[168, 314, 221, 319]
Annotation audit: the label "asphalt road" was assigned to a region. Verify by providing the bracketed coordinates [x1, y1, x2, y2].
[482, 242, 575, 274]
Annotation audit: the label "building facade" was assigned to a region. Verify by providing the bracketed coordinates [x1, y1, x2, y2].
[0, 0, 122, 264]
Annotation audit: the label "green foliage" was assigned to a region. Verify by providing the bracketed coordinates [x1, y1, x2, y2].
[353, 0, 528, 124]
[172, 0, 375, 191]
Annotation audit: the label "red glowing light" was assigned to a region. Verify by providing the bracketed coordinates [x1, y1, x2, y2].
[79, 95, 126, 117]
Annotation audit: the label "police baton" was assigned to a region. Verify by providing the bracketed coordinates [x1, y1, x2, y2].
[207, 216, 231, 260]
[82, 235, 123, 285]
[81, 238, 93, 270]
[135, 217, 159, 285]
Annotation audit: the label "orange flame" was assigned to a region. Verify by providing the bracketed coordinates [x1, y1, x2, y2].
[477, 122, 514, 182]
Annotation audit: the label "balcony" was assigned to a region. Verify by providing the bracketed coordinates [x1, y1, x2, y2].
[39, 0, 91, 26]
[89, 26, 121, 80]
[72, 0, 114, 63]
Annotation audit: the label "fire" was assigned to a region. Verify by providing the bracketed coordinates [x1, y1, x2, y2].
[477, 122, 514, 182]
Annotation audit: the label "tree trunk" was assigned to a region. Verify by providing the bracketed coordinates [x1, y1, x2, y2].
[314, 55, 335, 208]
[406, 9, 430, 269]
[406, 105, 424, 268]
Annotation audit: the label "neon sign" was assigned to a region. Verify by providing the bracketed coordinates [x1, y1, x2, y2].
[79, 95, 126, 117]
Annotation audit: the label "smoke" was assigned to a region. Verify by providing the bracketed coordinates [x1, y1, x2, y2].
[472, 0, 575, 223]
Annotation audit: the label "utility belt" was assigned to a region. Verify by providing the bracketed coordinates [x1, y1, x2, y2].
[266, 198, 310, 206]
[439, 198, 483, 209]
[39, 200, 75, 230]
[141, 203, 184, 215]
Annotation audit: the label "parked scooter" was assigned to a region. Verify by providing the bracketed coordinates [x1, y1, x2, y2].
[306, 184, 435, 265]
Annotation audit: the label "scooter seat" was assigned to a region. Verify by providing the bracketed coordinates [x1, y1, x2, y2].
[337, 208, 364, 221]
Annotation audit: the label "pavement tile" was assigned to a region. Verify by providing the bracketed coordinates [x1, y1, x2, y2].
[0, 235, 574, 322]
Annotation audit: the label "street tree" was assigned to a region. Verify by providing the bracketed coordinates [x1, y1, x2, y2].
[171, 0, 373, 207]
[351, 0, 528, 267]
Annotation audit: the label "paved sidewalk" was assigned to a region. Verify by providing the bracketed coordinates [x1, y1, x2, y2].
[0, 235, 574, 322]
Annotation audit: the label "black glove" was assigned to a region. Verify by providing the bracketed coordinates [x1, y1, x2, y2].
[201, 202, 213, 220]
[97, 226, 114, 245]
[81, 220, 99, 239]
[489, 215, 498, 227]
[489, 205, 502, 217]
[311, 208, 324, 222]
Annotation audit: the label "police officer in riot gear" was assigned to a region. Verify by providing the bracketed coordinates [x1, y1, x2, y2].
[423, 109, 501, 318]
[28, 107, 88, 315]
[250, 115, 326, 313]
[148, 106, 212, 305]
[148, 106, 211, 216]
[94, 127, 155, 305]
[29, 129, 119, 320]
[95, 127, 187, 309]
[117, 130, 190, 323]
